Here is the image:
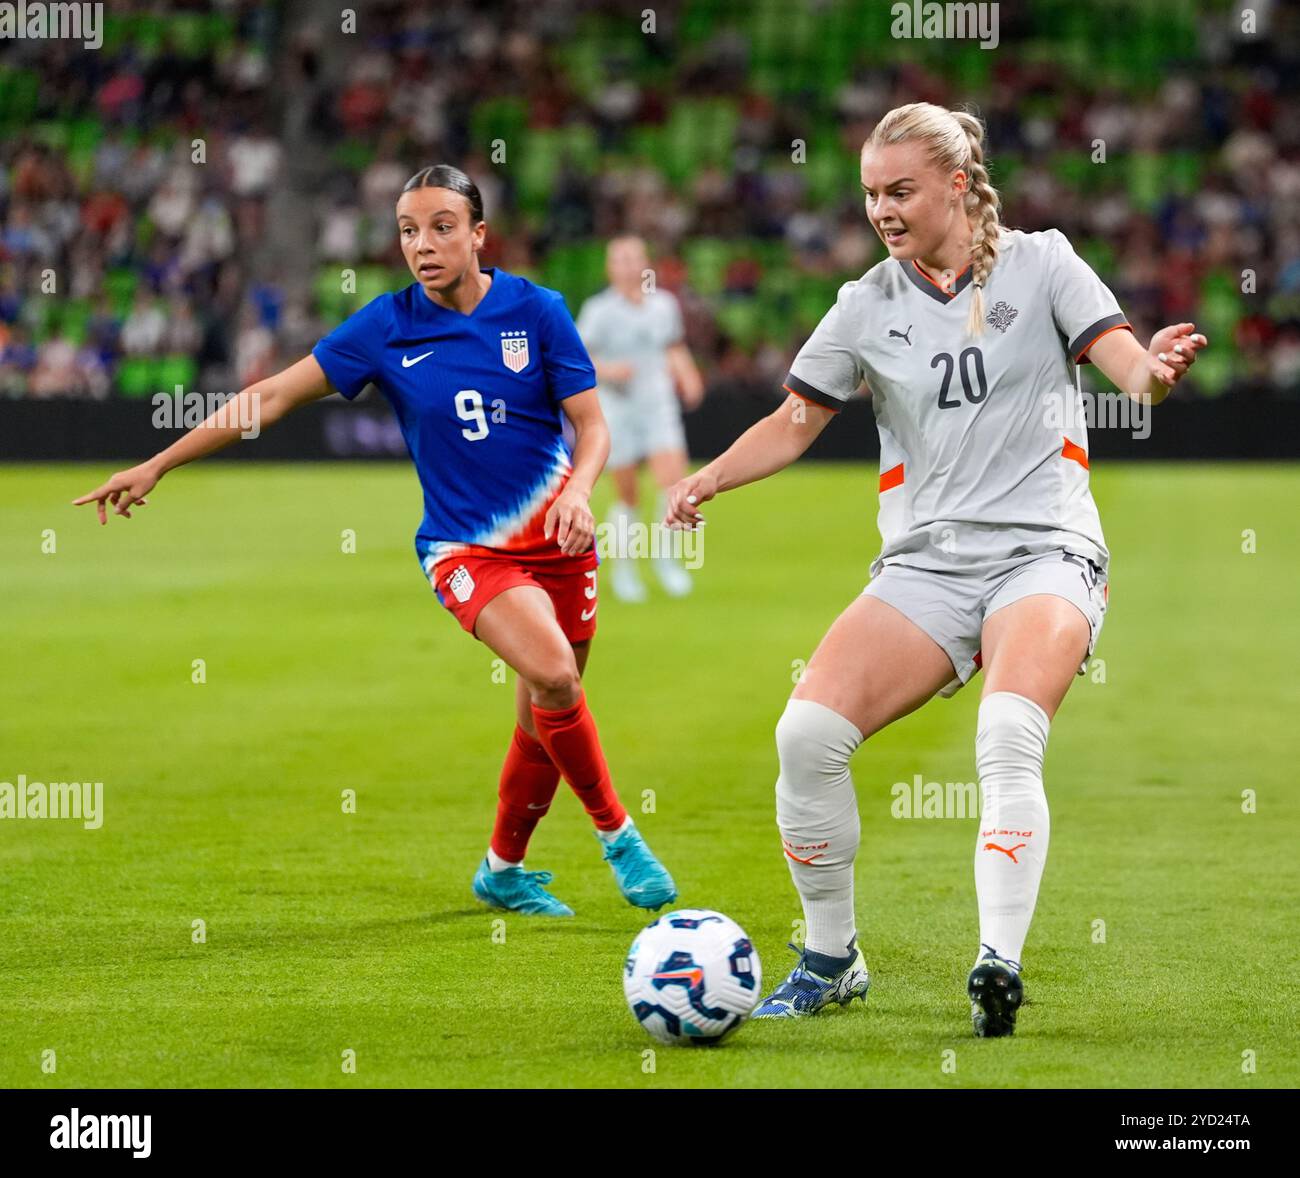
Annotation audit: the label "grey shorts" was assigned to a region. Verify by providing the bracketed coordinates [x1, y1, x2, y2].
[862, 550, 1109, 698]
[599, 386, 687, 469]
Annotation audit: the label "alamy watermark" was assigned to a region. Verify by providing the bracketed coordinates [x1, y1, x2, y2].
[890, 1, 1000, 49]
[50, 1108, 150, 1158]
[1043, 385, 1151, 440]
[891, 774, 979, 819]
[596, 516, 703, 569]
[152, 387, 260, 440]
[0, 2, 103, 49]
[1, 774, 103, 829]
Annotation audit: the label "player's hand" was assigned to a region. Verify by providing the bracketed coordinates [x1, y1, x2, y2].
[545, 486, 595, 555]
[72, 460, 162, 525]
[603, 361, 635, 385]
[1147, 323, 1208, 388]
[663, 470, 717, 530]
[678, 375, 705, 412]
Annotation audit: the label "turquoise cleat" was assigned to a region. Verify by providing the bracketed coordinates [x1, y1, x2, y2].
[471, 856, 574, 917]
[751, 941, 871, 1019]
[599, 823, 678, 910]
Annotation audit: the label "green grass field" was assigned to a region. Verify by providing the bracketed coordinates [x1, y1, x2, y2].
[2, 460, 1297, 1088]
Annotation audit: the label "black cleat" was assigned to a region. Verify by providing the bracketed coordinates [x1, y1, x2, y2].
[967, 949, 1024, 1038]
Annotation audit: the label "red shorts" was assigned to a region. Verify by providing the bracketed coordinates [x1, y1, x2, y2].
[428, 545, 599, 643]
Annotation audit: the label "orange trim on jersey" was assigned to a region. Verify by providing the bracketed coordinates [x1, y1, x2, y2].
[878, 462, 905, 492]
[1061, 437, 1090, 469]
[912, 258, 971, 294]
[1073, 322, 1133, 362]
[782, 383, 842, 413]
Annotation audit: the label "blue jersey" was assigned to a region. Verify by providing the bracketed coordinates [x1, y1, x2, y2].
[312, 267, 596, 569]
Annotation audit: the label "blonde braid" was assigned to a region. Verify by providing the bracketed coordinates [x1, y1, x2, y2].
[951, 110, 1003, 337]
[865, 104, 1005, 337]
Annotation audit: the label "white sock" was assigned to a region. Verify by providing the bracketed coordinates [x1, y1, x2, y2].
[974, 691, 1051, 969]
[607, 500, 639, 574]
[774, 698, 864, 958]
[596, 815, 632, 843]
[607, 499, 636, 528]
[487, 848, 521, 872]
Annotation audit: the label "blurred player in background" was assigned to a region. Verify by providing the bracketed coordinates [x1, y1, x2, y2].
[665, 103, 1207, 1036]
[577, 236, 705, 602]
[75, 165, 677, 920]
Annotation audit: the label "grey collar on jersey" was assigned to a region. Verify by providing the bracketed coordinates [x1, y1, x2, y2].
[898, 258, 975, 304]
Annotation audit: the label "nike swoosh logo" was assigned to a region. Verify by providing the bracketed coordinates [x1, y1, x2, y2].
[401, 350, 434, 368]
[653, 968, 704, 987]
[580, 606, 596, 621]
[526, 802, 549, 811]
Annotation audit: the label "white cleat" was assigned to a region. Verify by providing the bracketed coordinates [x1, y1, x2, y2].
[653, 555, 692, 598]
[610, 559, 648, 603]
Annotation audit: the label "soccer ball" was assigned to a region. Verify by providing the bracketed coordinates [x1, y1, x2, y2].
[623, 908, 762, 1045]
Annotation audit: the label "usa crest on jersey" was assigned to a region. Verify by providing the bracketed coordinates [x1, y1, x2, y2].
[500, 330, 530, 373]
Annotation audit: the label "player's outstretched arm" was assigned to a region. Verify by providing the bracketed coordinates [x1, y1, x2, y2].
[662, 391, 835, 529]
[72, 354, 334, 525]
[1088, 321, 1208, 407]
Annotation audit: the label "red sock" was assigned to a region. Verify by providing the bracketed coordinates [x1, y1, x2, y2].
[490, 724, 562, 864]
[530, 690, 628, 832]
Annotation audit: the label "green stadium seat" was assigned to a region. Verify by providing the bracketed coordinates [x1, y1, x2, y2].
[117, 357, 159, 399]
[355, 266, 403, 306]
[331, 139, 376, 174]
[516, 132, 561, 216]
[470, 98, 528, 155]
[714, 298, 764, 349]
[126, 13, 167, 57]
[682, 239, 731, 298]
[170, 12, 217, 58]
[61, 300, 92, 343]
[156, 355, 198, 393]
[313, 267, 349, 321]
[0, 68, 39, 126]
[105, 270, 139, 318]
[542, 242, 607, 310]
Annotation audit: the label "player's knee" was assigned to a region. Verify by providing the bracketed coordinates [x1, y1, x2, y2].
[774, 700, 862, 869]
[527, 660, 582, 709]
[775, 698, 864, 786]
[975, 692, 1050, 778]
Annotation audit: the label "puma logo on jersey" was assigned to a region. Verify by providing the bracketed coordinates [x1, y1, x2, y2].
[402, 350, 435, 368]
[889, 325, 913, 346]
[984, 841, 1027, 863]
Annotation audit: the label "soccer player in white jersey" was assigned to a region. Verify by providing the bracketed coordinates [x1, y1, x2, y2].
[664, 103, 1207, 1036]
[577, 236, 705, 602]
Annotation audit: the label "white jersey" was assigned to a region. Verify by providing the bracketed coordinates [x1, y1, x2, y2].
[576, 286, 684, 404]
[784, 227, 1132, 576]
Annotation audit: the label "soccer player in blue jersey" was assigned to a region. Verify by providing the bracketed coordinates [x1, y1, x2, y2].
[75, 164, 677, 918]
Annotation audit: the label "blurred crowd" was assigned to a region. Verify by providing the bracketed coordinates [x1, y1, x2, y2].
[0, 0, 289, 398]
[2, 0, 1298, 401]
